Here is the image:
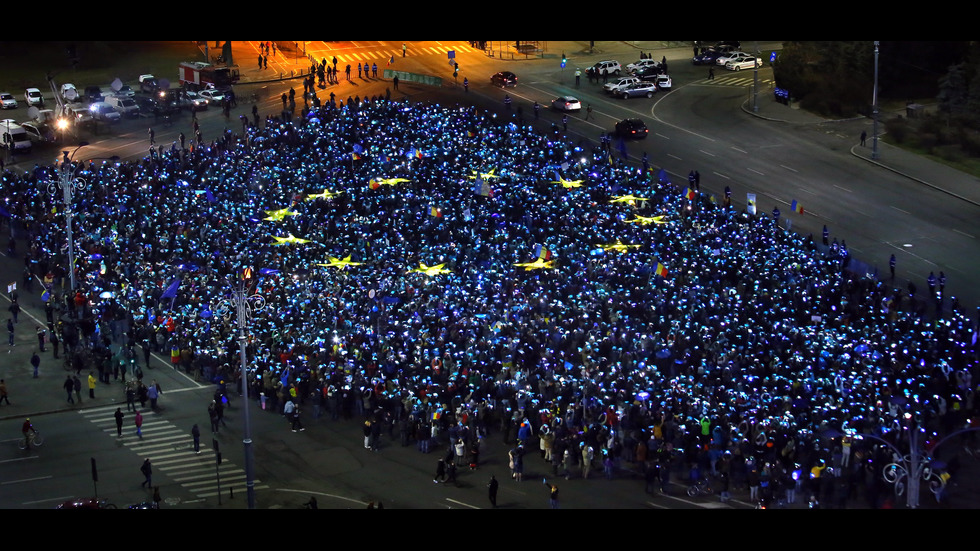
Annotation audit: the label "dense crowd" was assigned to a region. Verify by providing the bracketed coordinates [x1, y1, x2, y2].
[2, 93, 978, 507]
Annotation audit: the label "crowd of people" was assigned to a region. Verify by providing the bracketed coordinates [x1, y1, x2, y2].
[2, 90, 978, 508]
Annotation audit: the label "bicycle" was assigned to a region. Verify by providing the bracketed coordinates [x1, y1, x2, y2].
[18, 430, 43, 449]
[687, 478, 714, 497]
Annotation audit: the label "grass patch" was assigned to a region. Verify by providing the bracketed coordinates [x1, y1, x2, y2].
[0, 41, 208, 95]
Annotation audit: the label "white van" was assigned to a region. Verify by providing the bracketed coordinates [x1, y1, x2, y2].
[102, 95, 140, 117]
[0, 119, 32, 151]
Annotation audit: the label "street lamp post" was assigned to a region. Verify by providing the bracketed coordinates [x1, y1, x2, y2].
[46, 143, 90, 292]
[872, 40, 880, 160]
[216, 267, 265, 509]
[825, 413, 979, 508]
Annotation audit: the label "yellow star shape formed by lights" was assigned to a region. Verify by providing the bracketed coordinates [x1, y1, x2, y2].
[467, 168, 499, 180]
[624, 215, 668, 225]
[263, 207, 301, 222]
[306, 189, 344, 201]
[551, 176, 584, 189]
[609, 194, 650, 206]
[597, 239, 641, 253]
[371, 177, 411, 187]
[272, 233, 311, 245]
[317, 255, 362, 270]
[407, 262, 451, 276]
[514, 257, 557, 271]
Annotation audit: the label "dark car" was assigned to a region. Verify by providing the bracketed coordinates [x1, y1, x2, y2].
[490, 71, 517, 87]
[83, 85, 104, 103]
[693, 48, 724, 65]
[615, 118, 649, 139]
[634, 66, 665, 81]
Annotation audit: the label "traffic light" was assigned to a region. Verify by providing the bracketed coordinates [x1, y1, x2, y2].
[561, 53, 566, 69]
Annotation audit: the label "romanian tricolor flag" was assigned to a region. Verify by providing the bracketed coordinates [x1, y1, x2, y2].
[369, 179, 381, 190]
[534, 244, 552, 260]
[430, 206, 442, 218]
[686, 188, 697, 200]
[655, 262, 668, 278]
[791, 199, 804, 214]
[351, 151, 361, 160]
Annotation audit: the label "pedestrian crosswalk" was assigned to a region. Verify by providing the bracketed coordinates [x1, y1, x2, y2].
[703, 74, 775, 88]
[80, 405, 268, 499]
[323, 43, 481, 65]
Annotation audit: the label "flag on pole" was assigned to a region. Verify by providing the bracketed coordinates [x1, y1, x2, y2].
[746, 193, 757, 215]
[161, 277, 181, 299]
[655, 262, 668, 278]
[686, 188, 697, 200]
[791, 199, 804, 214]
[41, 288, 50, 302]
[387, 55, 395, 66]
[369, 179, 381, 190]
[430, 206, 442, 218]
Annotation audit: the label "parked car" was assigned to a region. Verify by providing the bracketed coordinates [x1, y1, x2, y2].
[653, 74, 672, 90]
[586, 60, 622, 78]
[692, 48, 725, 65]
[0, 92, 17, 109]
[24, 87, 44, 107]
[56, 498, 117, 509]
[183, 90, 209, 111]
[102, 95, 141, 117]
[60, 83, 80, 102]
[551, 96, 581, 111]
[603, 76, 641, 94]
[139, 74, 159, 94]
[198, 88, 225, 105]
[634, 66, 666, 81]
[725, 55, 763, 71]
[64, 103, 93, 125]
[617, 81, 658, 99]
[490, 71, 517, 87]
[89, 101, 121, 122]
[114, 84, 136, 98]
[626, 59, 661, 74]
[20, 121, 57, 144]
[716, 50, 751, 66]
[84, 85, 104, 103]
[614, 118, 648, 139]
[0, 119, 31, 151]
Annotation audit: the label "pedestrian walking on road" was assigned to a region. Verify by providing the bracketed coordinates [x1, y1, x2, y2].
[434, 457, 447, 483]
[64, 375, 75, 404]
[114, 407, 124, 437]
[860, 130, 867, 146]
[7, 318, 14, 348]
[87, 371, 96, 398]
[148, 127, 155, 145]
[191, 423, 201, 454]
[135, 409, 143, 439]
[585, 104, 593, 120]
[488, 474, 498, 507]
[140, 458, 152, 488]
[546, 480, 560, 509]
[36, 326, 45, 351]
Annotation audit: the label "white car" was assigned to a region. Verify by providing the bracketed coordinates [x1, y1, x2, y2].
[725, 56, 763, 71]
[24, 88, 44, 106]
[588, 60, 622, 77]
[603, 76, 641, 94]
[716, 50, 751, 65]
[0, 92, 17, 109]
[551, 96, 581, 111]
[89, 101, 121, 122]
[653, 74, 672, 90]
[184, 90, 210, 111]
[60, 83, 79, 102]
[626, 59, 661, 74]
[199, 89, 225, 104]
